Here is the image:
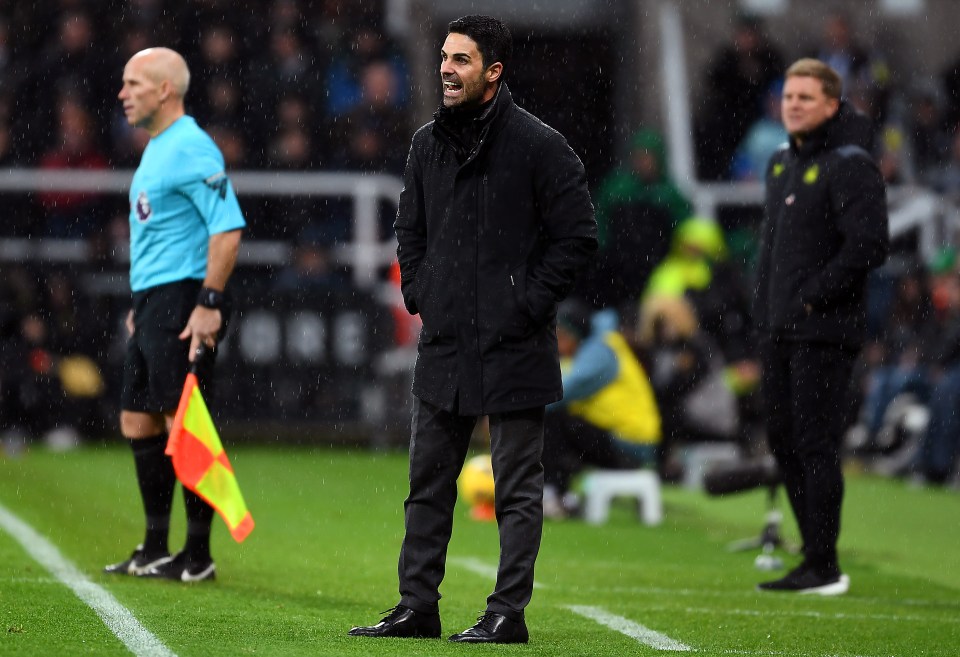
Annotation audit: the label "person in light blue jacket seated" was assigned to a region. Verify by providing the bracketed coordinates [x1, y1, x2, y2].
[542, 301, 662, 519]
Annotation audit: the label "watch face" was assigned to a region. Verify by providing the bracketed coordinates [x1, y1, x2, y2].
[199, 288, 223, 308]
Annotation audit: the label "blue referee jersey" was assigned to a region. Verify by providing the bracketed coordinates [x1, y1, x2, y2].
[128, 116, 246, 292]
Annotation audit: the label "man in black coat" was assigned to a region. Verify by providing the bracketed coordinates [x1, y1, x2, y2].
[349, 15, 597, 643]
[753, 58, 888, 595]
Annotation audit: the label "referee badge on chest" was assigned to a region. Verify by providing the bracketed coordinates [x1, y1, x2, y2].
[134, 190, 152, 223]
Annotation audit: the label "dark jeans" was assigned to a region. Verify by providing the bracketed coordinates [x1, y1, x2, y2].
[918, 366, 960, 482]
[760, 337, 857, 572]
[398, 397, 545, 622]
[863, 364, 930, 438]
[542, 409, 658, 493]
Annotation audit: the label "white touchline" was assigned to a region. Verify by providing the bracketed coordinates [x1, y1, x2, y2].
[0, 501, 177, 657]
[566, 604, 693, 652]
[450, 556, 547, 589]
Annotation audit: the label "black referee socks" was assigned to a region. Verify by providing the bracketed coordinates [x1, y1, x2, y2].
[130, 433, 176, 555]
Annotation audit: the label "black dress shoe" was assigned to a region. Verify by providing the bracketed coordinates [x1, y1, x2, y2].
[348, 605, 441, 638]
[448, 612, 529, 644]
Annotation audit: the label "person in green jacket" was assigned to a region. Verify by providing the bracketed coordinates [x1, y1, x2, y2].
[587, 129, 693, 308]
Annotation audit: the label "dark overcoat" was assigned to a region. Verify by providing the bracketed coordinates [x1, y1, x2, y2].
[395, 84, 597, 415]
[752, 101, 889, 348]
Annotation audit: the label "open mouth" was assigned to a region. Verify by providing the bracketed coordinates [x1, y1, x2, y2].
[443, 79, 463, 96]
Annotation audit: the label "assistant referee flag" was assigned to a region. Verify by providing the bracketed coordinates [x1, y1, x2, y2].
[167, 371, 254, 542]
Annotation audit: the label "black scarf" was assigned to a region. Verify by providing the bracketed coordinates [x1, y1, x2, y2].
[434, 89, 498, 162]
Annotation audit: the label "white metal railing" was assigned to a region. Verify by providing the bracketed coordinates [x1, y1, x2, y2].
[0, 169, 403, 290]
[687, 182, 960, 265]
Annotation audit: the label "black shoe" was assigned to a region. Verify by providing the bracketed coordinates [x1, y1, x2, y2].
[348, 605, 441, 638]
[757, 563, 849, 596]
[138, 551, 216, 582]
[449, 612, 529, 644]
[103, 545, 172, 576]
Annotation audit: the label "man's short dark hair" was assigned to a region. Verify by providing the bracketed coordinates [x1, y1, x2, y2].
[447, 15, 512, 73]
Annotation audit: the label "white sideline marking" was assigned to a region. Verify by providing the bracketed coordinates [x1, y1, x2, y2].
[679, 605, 955, 624]
[573, 584, 960, 612]
[450, 556, 547, 589]
[566, 604, 693, 652]
[0, 501, 176, 657]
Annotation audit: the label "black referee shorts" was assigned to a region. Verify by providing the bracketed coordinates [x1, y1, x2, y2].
[121, 279, 224, 414]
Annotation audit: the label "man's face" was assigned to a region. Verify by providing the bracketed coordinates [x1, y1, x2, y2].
[440, 32, 492, 109]
[118, 56, 162, 130]
[781, 75, 839, 138]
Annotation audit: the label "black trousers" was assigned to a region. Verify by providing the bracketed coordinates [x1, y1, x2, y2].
[398, 396, 545, 622]
[760, 337, 857, 572]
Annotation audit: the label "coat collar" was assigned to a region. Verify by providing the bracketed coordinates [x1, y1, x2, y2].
[432, 83, 513, 162]
[790, 99, 874, 157]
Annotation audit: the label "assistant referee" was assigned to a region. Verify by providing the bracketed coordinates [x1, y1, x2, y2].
[104, 47, 246, 582]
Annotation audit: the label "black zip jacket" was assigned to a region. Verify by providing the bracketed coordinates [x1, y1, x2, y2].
[395, 84, 598, 415]
[752, 100, 889, 347]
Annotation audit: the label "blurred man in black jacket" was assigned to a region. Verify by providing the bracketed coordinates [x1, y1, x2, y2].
[752, 58, 888, 595]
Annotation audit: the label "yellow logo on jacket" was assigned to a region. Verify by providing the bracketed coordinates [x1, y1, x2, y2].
[772, 163, 785, 177]
[804, 164, 820, 184]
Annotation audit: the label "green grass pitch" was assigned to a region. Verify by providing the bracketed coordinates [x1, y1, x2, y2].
[1, 444, 958, 656]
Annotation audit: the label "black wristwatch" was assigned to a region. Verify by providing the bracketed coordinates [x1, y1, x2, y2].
[197, 287, 225, 310]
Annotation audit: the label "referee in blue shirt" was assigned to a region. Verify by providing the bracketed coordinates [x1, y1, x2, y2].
[104, 48, 246, 582]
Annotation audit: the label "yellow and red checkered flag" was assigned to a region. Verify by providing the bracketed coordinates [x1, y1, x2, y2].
[166, 371, 254, 542]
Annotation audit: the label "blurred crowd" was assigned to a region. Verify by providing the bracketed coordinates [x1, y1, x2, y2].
[562, 9, 960, 489]
[1, 3, 959, 486]
[0, 263, 116, 452]
[0, 0, 411, 240]
[694, 10, 960, 191]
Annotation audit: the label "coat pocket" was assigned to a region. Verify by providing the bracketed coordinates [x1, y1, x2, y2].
[509, 263, 533, 321]
[501, 263, 536, 338]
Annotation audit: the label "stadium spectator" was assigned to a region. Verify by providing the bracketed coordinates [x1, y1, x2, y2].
[349, 15, 596, 644]
[254, 91, 314, 172]
[246, 27, 325, 162]
[189, 24, 246, 131]
[0, 94, 14, 167]
[928, 129, 960, 199]
[267, 0, 307, 34]
[308, 0, 376, 54]
[850, 261, 936, 454]
[636, 294, 738, 478]
[695, 12, 785, 180]
[752, 59, 888, 595]
[124, 0, 173, 36]
[0, 263, 109, 452]
[206, 124, 249, 169]
[0, 18, 13, 93]
[913, 270, 960, 484]
[266, 125, 312, 170]
[36, 96, 110, 238]
[331, 60, 409, 174]
[16, 9, 110, 161]
[271, 226, 348, 300]
[731, 80, 788, 181]
[905, 86, 951, 185]
[542, 302, 660, 519]
[644, 217, 756, 368]
[0, 265, 41, 452]
[812, 11, 892, 124]
[105, 47, 246, 583]
[942, 48, 960, 132]
[587, 128, 692, 309]
[324, 24, 409, 119]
